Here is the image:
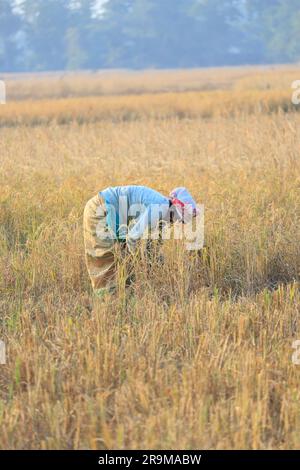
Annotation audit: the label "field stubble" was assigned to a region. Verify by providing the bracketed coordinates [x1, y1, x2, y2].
[0, 69, 300, 449]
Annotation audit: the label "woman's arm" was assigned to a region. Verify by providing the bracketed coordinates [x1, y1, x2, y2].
[126, 203, 169, 252]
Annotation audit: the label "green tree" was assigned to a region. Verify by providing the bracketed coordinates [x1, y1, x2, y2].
[2, 0, 300, 72]
[99, 0, 244, 68]
[21, 0, 70, 71]
[65, 0, 96, 70]
[190, 0, 244, 66]
[0, 0, 21, 71]
[264, 0, 300, 62]
[65, 27, 87, 70]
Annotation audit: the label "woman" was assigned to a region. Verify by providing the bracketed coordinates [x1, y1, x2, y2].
[83, 185, 198, 298]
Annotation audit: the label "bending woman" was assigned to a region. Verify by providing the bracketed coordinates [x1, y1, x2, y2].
[83, 185, 198, 298]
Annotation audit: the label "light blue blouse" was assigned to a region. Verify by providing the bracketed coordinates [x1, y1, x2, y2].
[99, 185, 170, 247]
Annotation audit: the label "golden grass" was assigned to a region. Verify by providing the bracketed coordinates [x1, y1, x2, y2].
[1, 65, 300, 127]
[0, 67, 300, 449]
[0, 88, 298, 128]
[3, 64, 300, 100]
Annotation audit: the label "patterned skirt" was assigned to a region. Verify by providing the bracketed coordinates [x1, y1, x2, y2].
[83, 194, 116, 296]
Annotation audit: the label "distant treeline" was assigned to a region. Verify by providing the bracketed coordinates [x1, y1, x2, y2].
[1, 0, 300, 72]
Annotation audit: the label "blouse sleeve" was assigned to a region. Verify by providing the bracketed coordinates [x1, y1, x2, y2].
[126, 203, 169, 252]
